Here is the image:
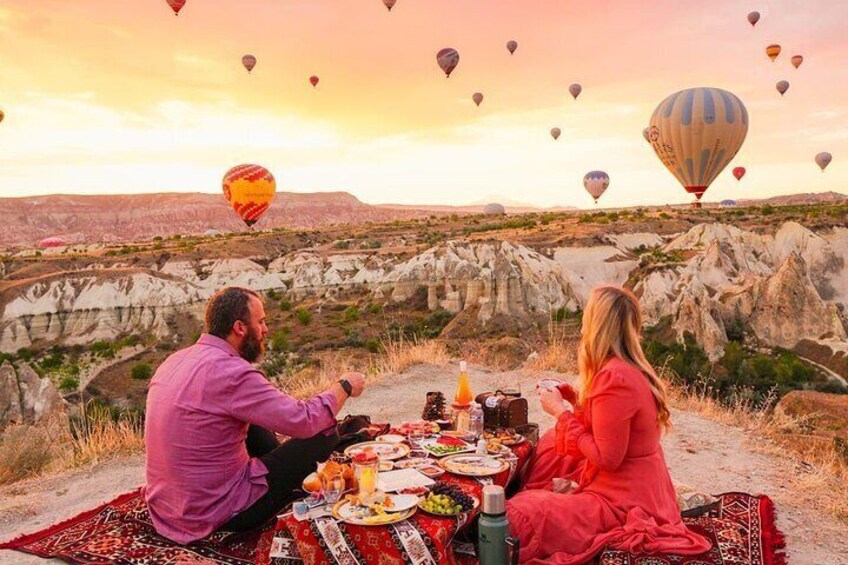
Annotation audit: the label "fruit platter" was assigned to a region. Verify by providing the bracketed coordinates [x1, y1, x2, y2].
[417, 482, 479, 517]
[438, 454, 510, 477]
[482, 428, 525, 446]
[332, 492, 419, 526]
[420, 436, 475, 457]
[344, 441, 410, 461]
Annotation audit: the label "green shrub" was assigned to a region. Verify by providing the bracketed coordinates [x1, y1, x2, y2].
[333, 240, 351, 250]
[58, 376, 80, 392]
[365, 339, 381, 353]
[279, 299, 292, 311]
[131, 363, 153, 380]
[368, 303, 383, 315]
[344, 306, 361, 322]
[270, 330, 290, 352]
[659, 212, 671, 220]
[16, 348, 34, 361]
[295, 308, 313, 325]
[266, 289, 281, 301]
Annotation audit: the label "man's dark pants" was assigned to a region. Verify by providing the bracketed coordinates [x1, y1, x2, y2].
[220, 425, 338, 531]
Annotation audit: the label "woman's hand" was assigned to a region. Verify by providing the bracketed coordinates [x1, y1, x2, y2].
[540, 387, 570, 418]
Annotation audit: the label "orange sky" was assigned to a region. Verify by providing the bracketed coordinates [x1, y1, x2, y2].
[0, 0, 845, 207]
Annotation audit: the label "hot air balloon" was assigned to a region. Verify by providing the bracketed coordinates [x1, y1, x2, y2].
[483, 203, 506, 216]
[733, 167, 746, 181]
[310, 75, 320, 88]
[472, 92, 484, 107]
[0, 109, 4, 124]
[766, 44, 781, 62]
[166, 0, 186, 16]
[222, 164, 276, 227]
[747, 11, 760, 26]
[776, 80, 789, 96]
[506, 40, 518, 55]
[791, 55, 804, 69]
[38, 237, 66, 249]
[242, 55, 257, 73]
[569, 83, 582, 100]
[583, 171, 609, 203]
[816, 152, 832, 171]
[383, 0, 397, 11]
[648, 87, 749, 205]
[551, 127, 561, 140]
[642, 127, 651, 143]
[437, 48, 460, 78]
[720, 199, 738, 208]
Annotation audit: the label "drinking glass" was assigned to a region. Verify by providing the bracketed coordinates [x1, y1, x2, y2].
[322, 472, 345, 505]
[407, 428, 425, 450]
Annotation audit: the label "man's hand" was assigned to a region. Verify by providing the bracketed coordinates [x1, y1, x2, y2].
[341, 372, 366, 397]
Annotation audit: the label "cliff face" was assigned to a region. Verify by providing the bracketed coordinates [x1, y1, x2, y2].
[0, 361, 67, 431]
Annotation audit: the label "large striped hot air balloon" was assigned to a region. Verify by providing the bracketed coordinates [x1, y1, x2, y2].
[166, 0, 186, 16]
[766, 44, 781, 62]
[648, 87, 749, 205]
[551, 127, 561, 140]
[437, 48, 460, 78]
[506, 40, 518, 55]
[569, 83, 582, 100]
[222, 165, 276, 227]
[816, 152, 832, 171]
[242, 55, 257, 73]
[583, 171, 609, 203]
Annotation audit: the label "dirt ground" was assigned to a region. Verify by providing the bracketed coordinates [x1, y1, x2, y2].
[2, 363, 847, 564]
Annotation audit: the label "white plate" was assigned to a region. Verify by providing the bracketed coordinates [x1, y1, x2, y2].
[394, 457, 431, 469]
[332, 499, 416, 526]
[420, 438, 475, 457]
[344, 441, 411, 461]
[379, 460, 394, 472]
[377, 468, 436, 493]
[377, 434, 406, 444]
[387, 494, 420, 512]
[439, 454, 510, 477]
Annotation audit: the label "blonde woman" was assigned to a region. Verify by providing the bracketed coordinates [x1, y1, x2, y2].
[507, 286, 710, 564]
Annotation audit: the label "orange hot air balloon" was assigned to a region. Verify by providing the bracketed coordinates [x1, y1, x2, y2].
[569, 83, 582, 100]
[242, 55, 257, 73]
[766, 44, 781, 62]
[166, 0, 186, 15]
[776, 80, 789, 96]
[791, 55, 803, 69]
[472, 92, 484, 107]
[733, 167, 746, 181]
[383, 0, 397, 11]
[309, 75, 320, 88]
[0, 109, 4, 124]
[551, 127, 561, 140]
[223, 165, 276, 227]
[506, 40, 518, 55]
[747, 11, 760, 27]
[436, 48, 460, 78]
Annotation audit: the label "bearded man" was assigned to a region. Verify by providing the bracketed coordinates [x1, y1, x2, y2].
[144, 287, 365, 543]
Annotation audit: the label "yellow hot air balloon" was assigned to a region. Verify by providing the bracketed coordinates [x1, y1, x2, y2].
[222, 164, 276, 227]
[766, 44, 781, 62]
[649, 87, 749, 205]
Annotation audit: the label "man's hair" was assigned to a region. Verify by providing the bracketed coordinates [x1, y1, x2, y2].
[205, 287, 261, 339]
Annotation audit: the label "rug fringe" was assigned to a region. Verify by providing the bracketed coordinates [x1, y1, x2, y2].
[759, 495, 788, 565]
[0, 488, 142, 551]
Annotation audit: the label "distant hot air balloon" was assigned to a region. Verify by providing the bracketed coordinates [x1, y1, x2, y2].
[472, 92, 484, 107]
[791, 55, 804, 69]
[436, 48, 460, 78]
[747, 11, 760, 26]
[222, 164, 276, 227]
[583, 171, 610, 203]
[816, 152, 832, 172]
[39, 237, 66, 249]
[166, 0, 186, 16]
[569, 83, 582, 100]
[310, 75, 320, 88]
[506, 40, 518, 55]
[383, 0, 397, 11]
[642, 127, 650, 143]
[551, 127, 561, 140]
[766, 44, 781, 62]
[648, 87, 749, 204]
[720, 199, 738, 208]
[0, 109, 4, 124]
[733, 167, 746, 181]
[776, 80, 789, 96]
[483, 203, 506, 216]
[242, 55, 257, 73]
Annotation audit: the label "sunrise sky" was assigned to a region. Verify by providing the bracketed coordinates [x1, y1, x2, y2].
[0, 0, 845, 208]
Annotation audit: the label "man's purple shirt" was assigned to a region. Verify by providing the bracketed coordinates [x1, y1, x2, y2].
[143, 334, 338, 543]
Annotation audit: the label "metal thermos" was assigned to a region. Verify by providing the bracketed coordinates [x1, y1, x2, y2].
[478, 485, 520, 565]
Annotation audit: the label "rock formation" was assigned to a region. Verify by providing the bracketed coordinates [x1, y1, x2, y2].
[0, 362, 68, 431]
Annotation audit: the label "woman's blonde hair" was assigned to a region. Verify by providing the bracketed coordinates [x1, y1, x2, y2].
[577, 285, 671, 430]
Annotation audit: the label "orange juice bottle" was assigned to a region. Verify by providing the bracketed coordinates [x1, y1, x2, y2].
[455, 361, 473, 406]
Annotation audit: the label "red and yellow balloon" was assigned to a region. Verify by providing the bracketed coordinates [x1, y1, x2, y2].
[222, 165, 276, 227]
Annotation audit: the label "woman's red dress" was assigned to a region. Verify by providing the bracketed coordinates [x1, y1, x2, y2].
[507, 357, 711, 564]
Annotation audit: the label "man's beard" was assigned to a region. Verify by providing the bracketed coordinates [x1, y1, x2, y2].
[239, 327, 265, 363]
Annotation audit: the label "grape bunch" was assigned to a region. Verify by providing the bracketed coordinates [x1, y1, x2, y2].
[431, 482, 475, 512]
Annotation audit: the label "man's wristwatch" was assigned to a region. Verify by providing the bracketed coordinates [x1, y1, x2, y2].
[338, 379, 353, 396]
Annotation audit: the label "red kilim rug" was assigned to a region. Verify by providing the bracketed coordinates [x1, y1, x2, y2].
[1, 490, 785, 565]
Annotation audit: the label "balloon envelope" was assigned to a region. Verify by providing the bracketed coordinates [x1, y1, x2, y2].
[166, 0, 186, 15]
[733, 167, 746, 181]
[816, 152, 832, 171]
[506, 40, 518, 55]
[383, 0, 397, 11]
[437, 48, 460, 77]
[223, 164, 277, 227]
[583, 171, 610, 203]
[483, 203, 506, 215]
[776, 80, 789, 96]
[747, 11, 760, 26]
[242, 55, 257, 72]
[38, 237, 66, 249]
[569, 83, 582, 100]
[791, 55, 803, 69]
[551, 127, 561, 140]
[642, 127, 650, 143]
[0, 109, 4, 124]
[648, 87, 749, 201]
[310, 75, 320, 87]
[472, 92, 484, 107]
[766, 44, 781, 62]
[720, 199, 738, 207]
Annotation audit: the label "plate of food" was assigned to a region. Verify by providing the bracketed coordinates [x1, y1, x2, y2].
[485, 442, 512, 456]
[482, 429, 525, 446]
[439, 454, 510, 477]
[377, 434, 406, 444]
[344, 441, 410, 461]
[301, 460, 355, 494]
[379, 460, 394, 472]
[420, 436, 475, 457]
[418, 465, 445, 479]
[397, 420, 440, 436]
[332, 493, 418, 526]
[417, 483, 479, 517]
[393, 457, 431, 470]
